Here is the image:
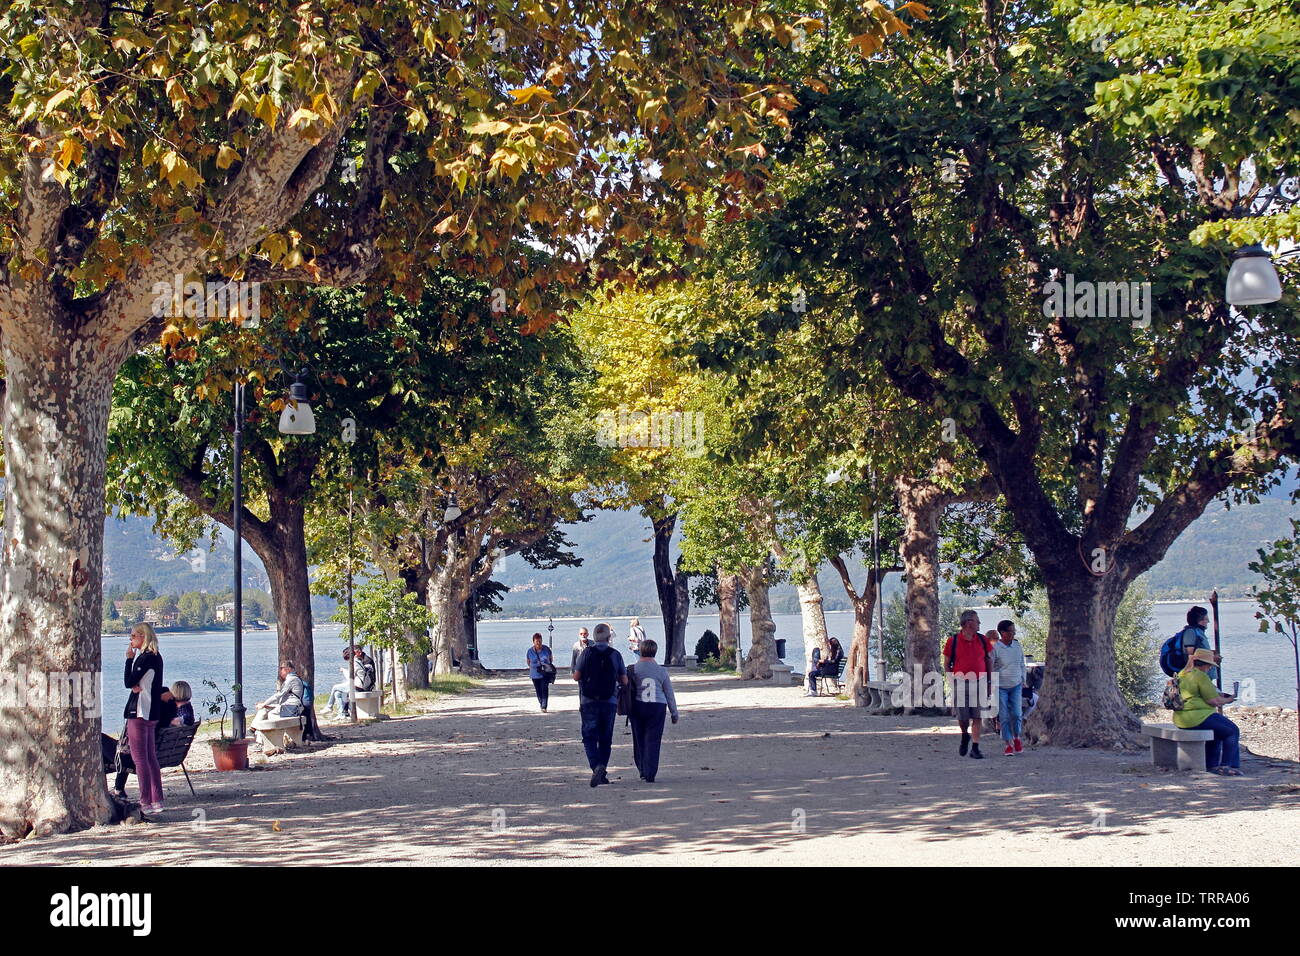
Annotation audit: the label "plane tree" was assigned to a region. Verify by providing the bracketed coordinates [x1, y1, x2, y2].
[0, 0, 923, 836]
[688, 0, 1300, 745]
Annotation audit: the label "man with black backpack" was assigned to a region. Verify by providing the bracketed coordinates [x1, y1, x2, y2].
[1159, 606, 1219, 683]
[942, 610, 996, 759]
[572, 621, 629, 788]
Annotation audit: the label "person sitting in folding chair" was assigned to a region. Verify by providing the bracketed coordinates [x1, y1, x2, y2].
[805, 638, 844, 697]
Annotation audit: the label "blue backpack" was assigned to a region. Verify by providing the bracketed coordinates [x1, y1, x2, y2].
[1159, 629, 1189, 677]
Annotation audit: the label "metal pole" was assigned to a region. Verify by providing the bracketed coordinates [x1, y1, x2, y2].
[873, 511, 885, 681]
[735, 580, 743, 676]
[348, 471, 357, 724]
[1210, 589, 1222, 693]
[231, 379, 246, 739]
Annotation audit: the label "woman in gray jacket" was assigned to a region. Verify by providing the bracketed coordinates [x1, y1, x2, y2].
[627, 639, 679, 783]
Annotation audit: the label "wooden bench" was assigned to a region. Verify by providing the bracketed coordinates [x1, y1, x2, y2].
[104, 722, 201, 797]
[1142, 722, 1214, 771]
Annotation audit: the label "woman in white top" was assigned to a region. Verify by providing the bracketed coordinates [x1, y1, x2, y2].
[627, 638, 679, 783]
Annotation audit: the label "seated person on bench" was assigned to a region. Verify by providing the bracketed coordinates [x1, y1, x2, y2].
[1175, 648, 1241, 776]
[107, 682, 191, 798]
[805, 638, 844, 696]
[254, 660, 305, 723]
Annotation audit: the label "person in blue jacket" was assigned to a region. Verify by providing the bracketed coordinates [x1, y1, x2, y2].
[526, 633, 555, 712]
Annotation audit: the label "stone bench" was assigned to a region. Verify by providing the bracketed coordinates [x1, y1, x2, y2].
[768, 663, 793, 686]
[352, 690, 381, 720]
[864, 681, 901, 714]
[251, 715, 305, 754]
[1141, 722, 1214, 771]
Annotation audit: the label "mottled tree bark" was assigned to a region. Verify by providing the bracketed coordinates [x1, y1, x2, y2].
[717, 570, 740, 665]
[739, 563, 777, 679]
[0, 328, 121, 838]
[795, 577, 831, 670]
[1027, 567, 1137, 746]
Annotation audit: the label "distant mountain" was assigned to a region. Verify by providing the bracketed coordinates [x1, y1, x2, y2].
[102, 491, 1297, 622]
[490, 494, 1299, 617]
[102, 515, 336, 619]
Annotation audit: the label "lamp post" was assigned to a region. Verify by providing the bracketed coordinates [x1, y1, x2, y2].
[341, 418, 358, 724]
[230, 368, 316, 740]
[231, 379, 246, 738]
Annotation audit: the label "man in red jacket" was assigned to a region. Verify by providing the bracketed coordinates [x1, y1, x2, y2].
[942, 610, 996, 759]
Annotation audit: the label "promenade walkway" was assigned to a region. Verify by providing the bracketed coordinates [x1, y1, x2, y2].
[6, 673, 1297, 865]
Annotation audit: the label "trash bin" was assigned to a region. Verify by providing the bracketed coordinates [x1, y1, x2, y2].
[774, 638, 787, 661]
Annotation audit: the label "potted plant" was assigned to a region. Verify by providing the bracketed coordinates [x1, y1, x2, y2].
[203, 678, 249, 770]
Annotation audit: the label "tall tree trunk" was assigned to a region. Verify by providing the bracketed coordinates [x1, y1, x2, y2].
[717, 570, 740, 665]
[1026, 568, 1137, 747]
[739, 563, 777, 679]
[896, 477, 945, 712]
[264, 493, 316, 689]
[829, 554, 886, 706]
[0, 331, 119, 838]
[399, 568, 430, 690]
[669, 555, 690, 666]
[649, 509, 682, 665]
[795, 576, 831, 670]
[427, 560, 466, 676]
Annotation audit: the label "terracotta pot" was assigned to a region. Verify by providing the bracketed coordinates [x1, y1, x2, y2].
[210, 738, 250, 771]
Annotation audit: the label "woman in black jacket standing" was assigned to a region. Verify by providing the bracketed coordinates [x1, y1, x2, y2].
[124, 624, 166, 813]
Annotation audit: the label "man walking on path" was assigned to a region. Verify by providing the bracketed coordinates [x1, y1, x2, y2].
[942, 611, 995, 759]
[992, 620, 1026, 755]
[628, 638, 679, 783]
[571, 626, 591, 672]
[573, 622, 629, 787]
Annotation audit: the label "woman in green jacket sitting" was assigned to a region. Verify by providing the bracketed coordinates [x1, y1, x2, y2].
[1174, 648, 1241, 776]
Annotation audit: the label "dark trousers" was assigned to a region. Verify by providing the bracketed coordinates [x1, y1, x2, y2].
[1193, 712, 1241, 769]
[579, 699, 617, 770]
[807, 662, 836, 692]
[629, 700, 668, 781]
[531, 677, 550, 710]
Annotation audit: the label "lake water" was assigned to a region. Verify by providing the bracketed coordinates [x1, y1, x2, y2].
[99, 601, 1296, 723]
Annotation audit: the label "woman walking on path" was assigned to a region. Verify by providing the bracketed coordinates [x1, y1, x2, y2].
[627, 638, 678, 783]
[1175, 648, 1242, 775]
[124, 624, 167, 813]
[526, 633, 556, 712]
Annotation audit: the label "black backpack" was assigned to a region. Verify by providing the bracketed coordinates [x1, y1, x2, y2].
[580, 645, 618, 700]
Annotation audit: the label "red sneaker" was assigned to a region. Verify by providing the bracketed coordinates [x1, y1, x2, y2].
[1013, 737, 1023, 753]
[1003, 744, 1014, 756]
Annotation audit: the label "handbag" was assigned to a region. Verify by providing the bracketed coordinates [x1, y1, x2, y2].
[617, 664, 635, 716]
[537, 648, 557, 682]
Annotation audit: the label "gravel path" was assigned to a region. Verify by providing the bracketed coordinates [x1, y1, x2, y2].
[5, 673, 1298, 865]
